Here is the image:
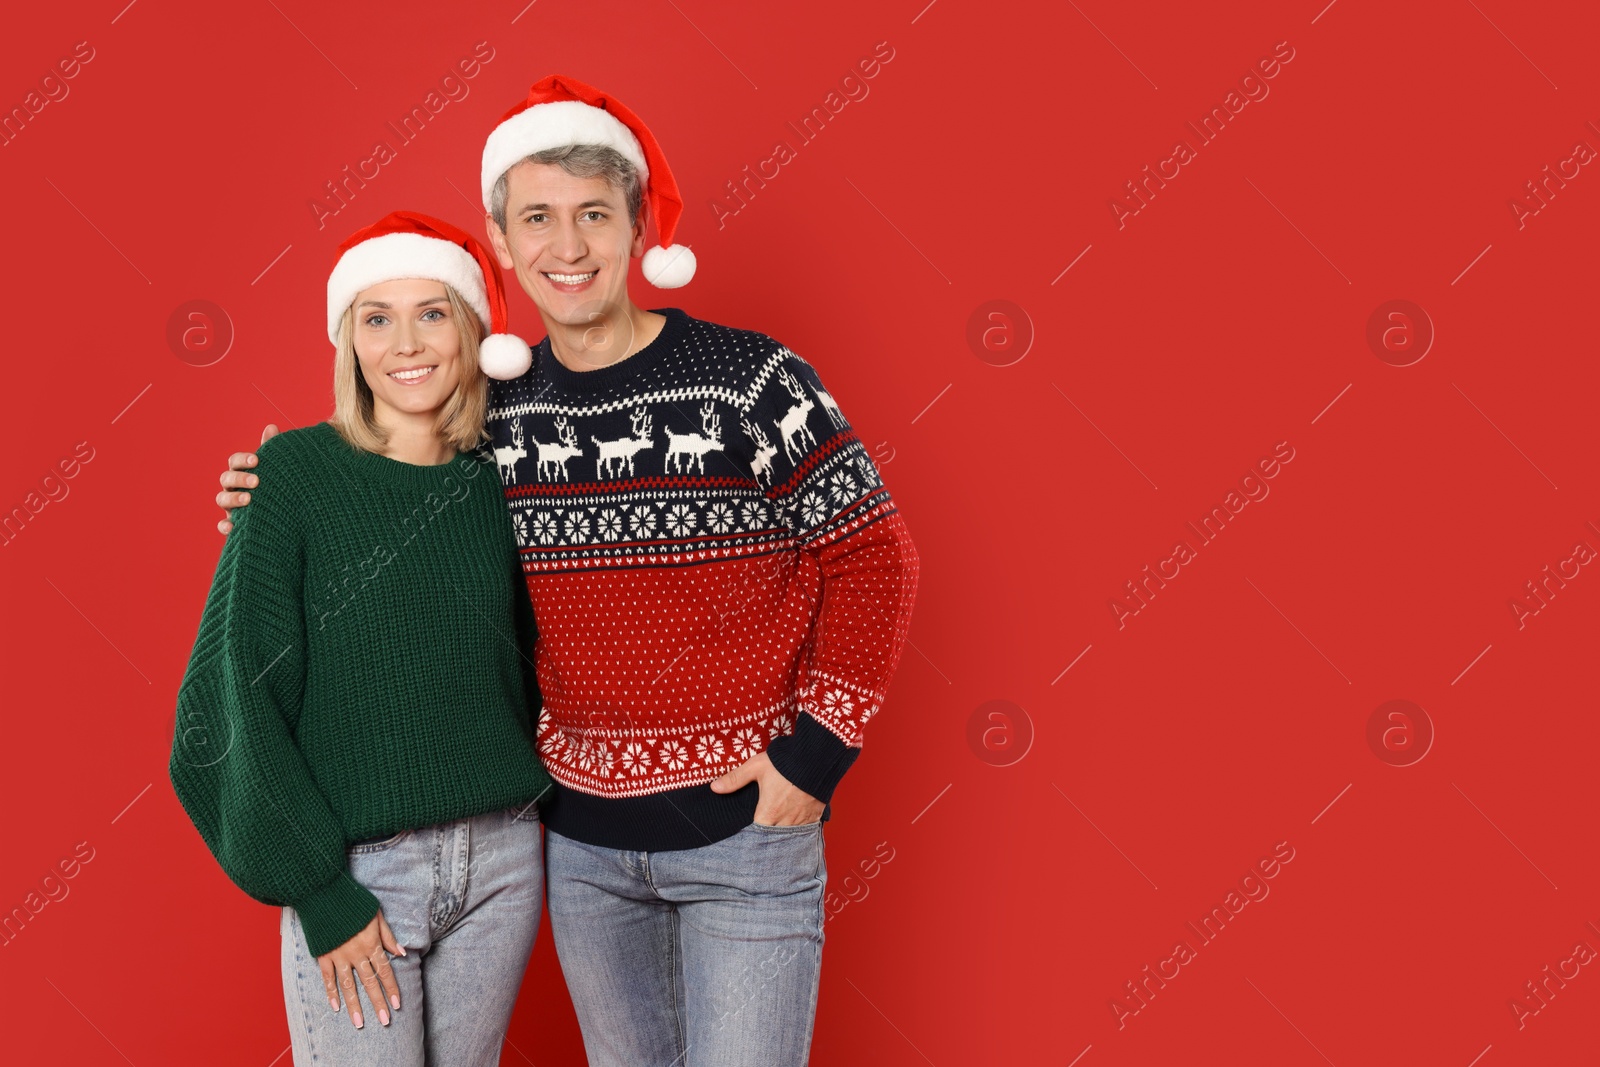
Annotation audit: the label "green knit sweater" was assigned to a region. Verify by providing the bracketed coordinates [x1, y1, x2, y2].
[169, 421, 552, 957]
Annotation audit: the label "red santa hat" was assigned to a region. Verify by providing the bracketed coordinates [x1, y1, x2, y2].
[481, 74, 696, 289]
[327, 210, 531, 380]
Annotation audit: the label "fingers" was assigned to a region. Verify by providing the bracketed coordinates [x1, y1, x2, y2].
[378, 912, 405, 959]
[319, 957, 339, 1012]
[219, 470, 257, 511]
[338, 961, 365, 1028]
[260, 423, 279, 445]
[218, 453, 260, 533]
[713, 752, 765, 794]
[370, 949, 402, 1014]
[751, 776, 776, 825]
[709, 766, 748, 793]
[216, 487, 248, 532]
[353, 955, 392, 1027]
[376, 913, 403, 1011]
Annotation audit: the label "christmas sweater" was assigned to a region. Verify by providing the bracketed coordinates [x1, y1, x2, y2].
[482, 307, 919, 851]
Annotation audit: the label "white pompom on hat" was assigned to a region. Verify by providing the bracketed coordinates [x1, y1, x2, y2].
[482, 74, 695, 288]
[327, 210, 532, 380]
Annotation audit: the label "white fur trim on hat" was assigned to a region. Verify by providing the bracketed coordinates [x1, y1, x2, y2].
[478, 333, 533, 380]
[327, 232, 490, 345]
[642, 244, 696, 288]
[481, 100, 649, 210]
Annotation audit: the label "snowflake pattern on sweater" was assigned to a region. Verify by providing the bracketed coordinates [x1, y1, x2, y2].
[480, 308, 918, 811]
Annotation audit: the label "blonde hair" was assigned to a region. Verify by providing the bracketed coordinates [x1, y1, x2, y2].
[328, 283, 490, 455]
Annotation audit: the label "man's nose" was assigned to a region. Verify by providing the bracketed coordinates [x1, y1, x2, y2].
[551, 219, 587, 263]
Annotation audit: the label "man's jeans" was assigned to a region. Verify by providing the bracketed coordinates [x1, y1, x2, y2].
[279, 801, 544, 1066]
[547, 820, 829, 1067]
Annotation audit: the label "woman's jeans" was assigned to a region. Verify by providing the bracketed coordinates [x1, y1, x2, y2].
[546, 819, 829, 1067]
[279, 800, 544, 1066]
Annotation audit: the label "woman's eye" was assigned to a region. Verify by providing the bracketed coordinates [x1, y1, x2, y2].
[365, 315, 389, 327]
[422, 309, 445, 321]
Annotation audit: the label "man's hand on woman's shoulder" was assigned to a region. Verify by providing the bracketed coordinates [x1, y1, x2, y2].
[216, 423, 278, 534]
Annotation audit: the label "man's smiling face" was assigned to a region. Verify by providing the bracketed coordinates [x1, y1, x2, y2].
[487, 159, 647, 330]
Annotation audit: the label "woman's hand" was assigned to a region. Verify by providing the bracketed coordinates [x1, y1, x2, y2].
[318, 908, 404, 1028]
[216, 423, 278, 534]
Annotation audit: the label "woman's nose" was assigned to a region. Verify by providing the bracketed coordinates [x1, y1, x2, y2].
[392, 319, 422, 354]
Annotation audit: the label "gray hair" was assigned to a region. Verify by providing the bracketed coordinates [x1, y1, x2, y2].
[489, 143, 643, 232]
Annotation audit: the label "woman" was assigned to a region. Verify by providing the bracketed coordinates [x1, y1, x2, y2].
[169, 210, 547, 1065]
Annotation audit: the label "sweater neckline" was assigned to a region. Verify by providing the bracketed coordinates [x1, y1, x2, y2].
[311, 421, 474, 487]
[536, 307, 687, 394]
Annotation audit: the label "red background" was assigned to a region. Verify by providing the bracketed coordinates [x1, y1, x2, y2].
[3, 1, 1598, 1063]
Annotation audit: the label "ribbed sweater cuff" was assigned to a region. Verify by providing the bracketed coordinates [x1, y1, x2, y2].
[292, 870, 382, 959]
[764, 713, 860, 804]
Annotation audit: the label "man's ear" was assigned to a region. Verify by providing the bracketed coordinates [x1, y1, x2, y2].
[630, 198, 650, 260]
[485, 213, 515, 270]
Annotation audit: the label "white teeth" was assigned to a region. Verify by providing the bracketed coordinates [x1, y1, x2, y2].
[390, 366, 434, 380]
[546, 271, 596, 284]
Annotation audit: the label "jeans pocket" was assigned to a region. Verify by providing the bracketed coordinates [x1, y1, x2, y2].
[348, 828, 412, 854]
[747, 819, 823, 834]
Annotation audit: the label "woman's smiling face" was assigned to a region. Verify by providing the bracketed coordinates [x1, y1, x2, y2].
[351, 278, 465, 423]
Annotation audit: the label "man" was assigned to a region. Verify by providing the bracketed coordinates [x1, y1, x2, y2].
[216, 75, 918, 1065]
